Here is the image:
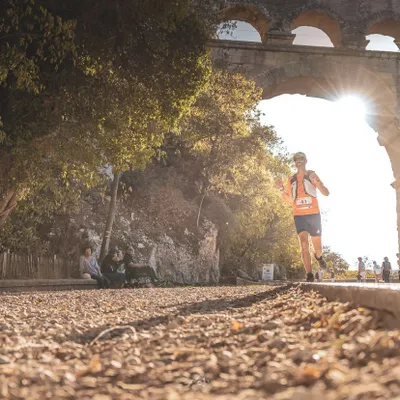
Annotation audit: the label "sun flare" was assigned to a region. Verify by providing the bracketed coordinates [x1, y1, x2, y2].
[335, 96, 367, 123]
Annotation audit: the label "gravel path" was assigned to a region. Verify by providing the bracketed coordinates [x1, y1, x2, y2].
[1, 285, 400, 399]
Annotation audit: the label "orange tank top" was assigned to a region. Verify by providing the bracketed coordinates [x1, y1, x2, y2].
[287, 173, 320, 216]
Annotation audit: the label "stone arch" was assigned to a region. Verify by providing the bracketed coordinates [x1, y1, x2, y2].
[253, 61, 396, 135]
[218, 3, 269, 43]
[365, 12, 400, 43]
[288, 7, 343, 46]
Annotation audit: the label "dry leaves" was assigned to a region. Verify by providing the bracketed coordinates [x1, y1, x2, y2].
[1, 285, 400, 399]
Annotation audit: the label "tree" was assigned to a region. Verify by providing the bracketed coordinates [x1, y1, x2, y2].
[0, 68, 303, 282]
[0, 0, 211, 230]
[322, 246, 350, 274]
[99, 171, 121, 261]
[166, 70, 300, 275]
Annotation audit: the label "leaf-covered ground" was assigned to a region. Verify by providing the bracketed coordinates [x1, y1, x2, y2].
[1, 285, 400, 399]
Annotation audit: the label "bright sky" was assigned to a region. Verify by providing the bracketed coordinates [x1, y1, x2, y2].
[217, 22, 399, 269]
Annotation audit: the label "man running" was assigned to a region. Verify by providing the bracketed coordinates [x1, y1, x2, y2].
[277, 152, 330, 282]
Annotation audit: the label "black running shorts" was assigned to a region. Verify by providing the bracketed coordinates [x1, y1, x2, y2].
[294, 213, 322, 236]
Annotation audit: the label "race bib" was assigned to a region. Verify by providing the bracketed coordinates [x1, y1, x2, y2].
[296, 197, 312, 207]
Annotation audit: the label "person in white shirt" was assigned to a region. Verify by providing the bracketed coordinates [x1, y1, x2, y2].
[357, 257, 366, 283]
[372, 260, 381, 283]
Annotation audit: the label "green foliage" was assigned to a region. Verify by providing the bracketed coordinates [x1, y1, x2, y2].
[0, 0, 211, 225]
[169, 70, 301, 275]
[336, 270, 375, 280]
[322, 246, 350, 273]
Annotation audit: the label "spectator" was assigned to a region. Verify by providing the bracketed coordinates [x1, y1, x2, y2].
[330, 269, 335, 282]
[397, 253, 400, 281]
[318, 268, 324, 281]
[122, 246, 157, 288]
[372, 260, 381, 283]
[357, 257, 366, 283]
[314, 271, 319, 281]
[101, 248, 125, 287]
[382, 257, 392, 283]
[79, 247, 110, 289]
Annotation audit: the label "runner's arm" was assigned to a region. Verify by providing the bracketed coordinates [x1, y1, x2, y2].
[275, 179, 292, 205]
[309, 172, 329, 196]
[281, 190, 292, 204]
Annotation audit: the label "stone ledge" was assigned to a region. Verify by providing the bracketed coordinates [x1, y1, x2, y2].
[237, 280, 400, 328]
[0, 279, 97, 293]
[300, 282, 400, 328]
[208, 39, 400, 59]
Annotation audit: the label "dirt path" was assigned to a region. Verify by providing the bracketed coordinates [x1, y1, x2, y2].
[1, 285, 399, 399]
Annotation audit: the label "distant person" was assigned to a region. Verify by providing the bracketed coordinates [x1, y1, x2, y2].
[382, 257, 392, 283]
[122, 246, 157, 288]
[315, 271, 319, 281]
[372, 260, 381, 283]
[276, 152, 330, 282]
[318, 268, 324, 281]
[397, 253, 400, 281]
[79, 247, 110, 289]
[101, 248, 125, 287]
[357, 257, 366, 283]
[330, 269, 335, 282]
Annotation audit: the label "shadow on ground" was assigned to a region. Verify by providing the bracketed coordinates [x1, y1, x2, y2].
[72, 284, 293, 344]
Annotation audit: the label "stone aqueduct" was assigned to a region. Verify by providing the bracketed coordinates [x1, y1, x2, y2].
[209, 0, 400, 249]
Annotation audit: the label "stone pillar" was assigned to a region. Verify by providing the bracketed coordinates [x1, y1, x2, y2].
[381, 121, 400, 253]
[391, 179, 400, 253]
[267, 30, 295, 45]
[341, 34, 369, 50]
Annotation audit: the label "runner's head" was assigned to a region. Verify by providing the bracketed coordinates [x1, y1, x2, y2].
[293, 152, 307, 170]
[357, 257, 362, 261]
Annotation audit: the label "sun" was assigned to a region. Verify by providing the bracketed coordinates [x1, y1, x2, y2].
[335, 96, 367, 124]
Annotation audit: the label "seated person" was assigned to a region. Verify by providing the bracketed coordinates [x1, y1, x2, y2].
[122, 246, 157, 287]
[79, 247, 110, 289]
[100, 248, 125, 287]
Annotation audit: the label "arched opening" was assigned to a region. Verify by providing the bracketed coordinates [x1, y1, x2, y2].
[256, 63, 396, 129]
[291, 10, 342, 47]
[216, 20, 262, 43]
[258, 82, 397, 266]
[292, 26, 334, 47]
[366, 19, 400, 51]
[218, 4, 269, 43]
[366, 34, 399, 52]
[249, 60, 399, 265]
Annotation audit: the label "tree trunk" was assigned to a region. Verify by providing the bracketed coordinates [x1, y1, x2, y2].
[0, 189, 18, 229]
[196, 193, 206, 228]
[99, 171, 121, 262]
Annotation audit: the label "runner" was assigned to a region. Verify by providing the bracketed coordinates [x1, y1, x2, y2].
[277, 152, 330, 282]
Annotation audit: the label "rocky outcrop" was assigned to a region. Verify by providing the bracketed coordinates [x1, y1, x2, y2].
[76, 220, 220, 284]
[47, 184, 221, 283]
[148, 221, 220, 283]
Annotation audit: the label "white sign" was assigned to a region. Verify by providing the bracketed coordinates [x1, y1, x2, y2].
[262, 264, 275, 281]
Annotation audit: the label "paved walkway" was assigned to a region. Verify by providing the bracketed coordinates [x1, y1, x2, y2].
[301, 281, 400, 328]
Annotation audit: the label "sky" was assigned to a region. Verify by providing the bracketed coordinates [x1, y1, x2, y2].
[217, 22, 399, 269]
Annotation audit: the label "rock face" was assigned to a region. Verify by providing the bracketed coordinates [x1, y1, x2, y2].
[148, 222, 220, 284]
[48, 185, 221, 284]
[77, 221, 220, 284]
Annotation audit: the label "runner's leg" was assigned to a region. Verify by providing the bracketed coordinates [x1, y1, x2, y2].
[310, 235, 323, 259]
[298, 231, 312, 273]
